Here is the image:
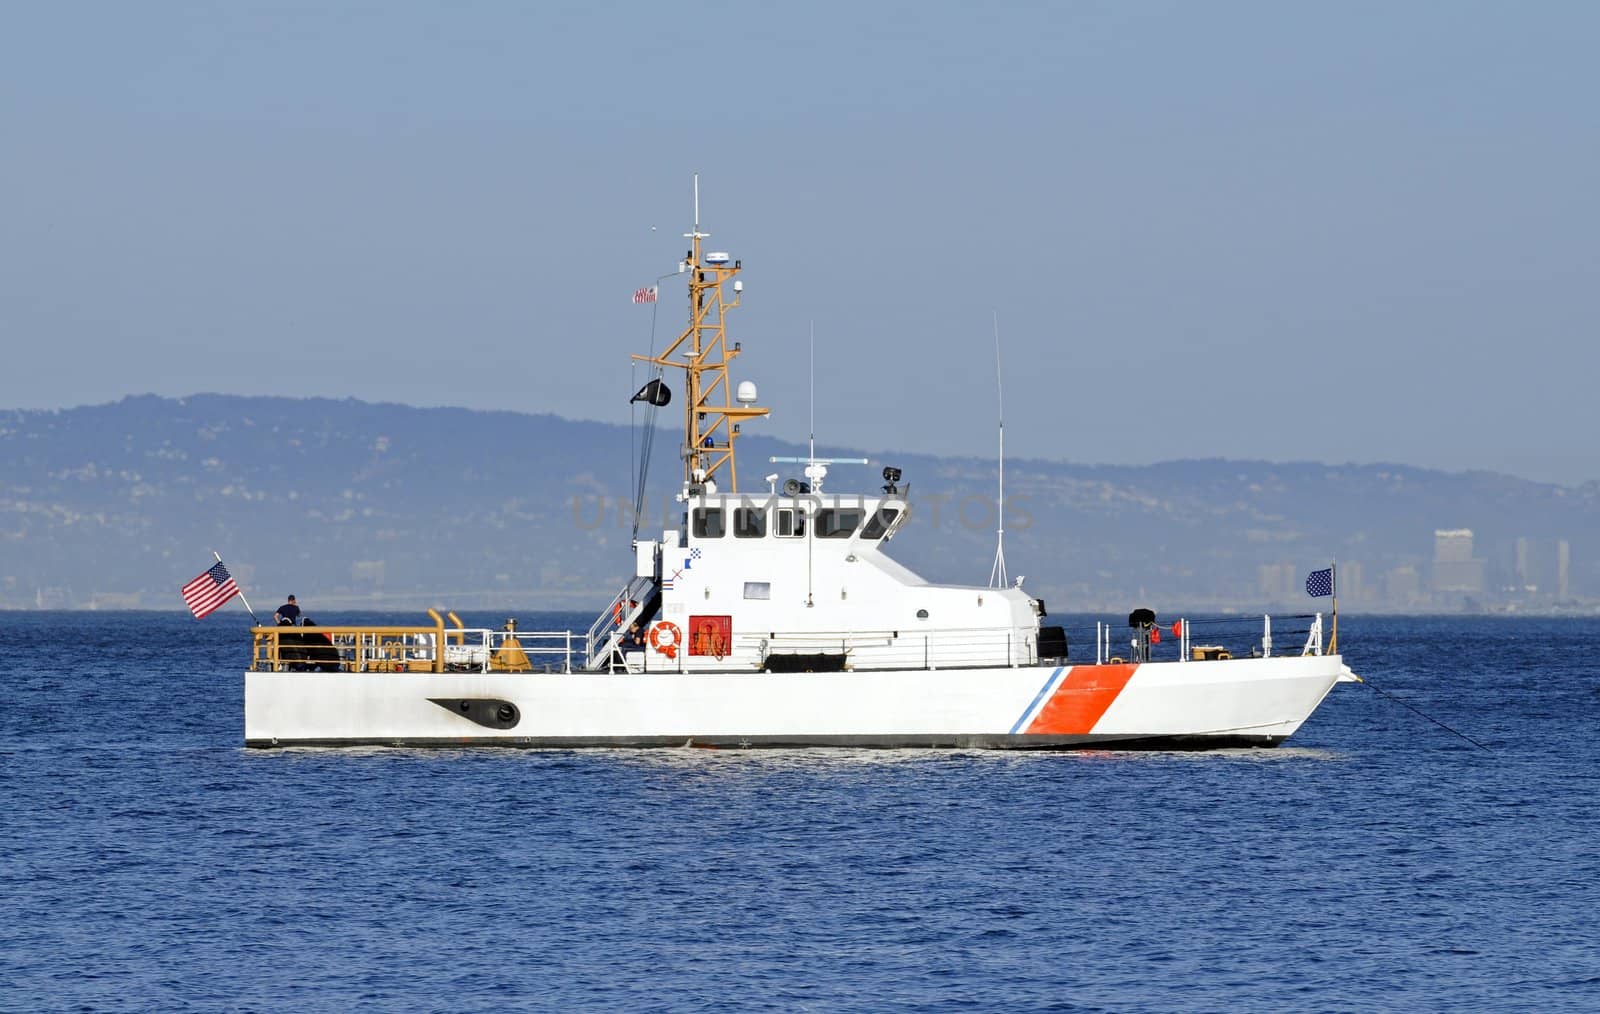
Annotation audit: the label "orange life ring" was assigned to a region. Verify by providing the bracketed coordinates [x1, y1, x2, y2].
[649, 620, 682, 660]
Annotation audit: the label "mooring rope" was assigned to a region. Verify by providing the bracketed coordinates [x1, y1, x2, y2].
[1348, 672, 1491, 751]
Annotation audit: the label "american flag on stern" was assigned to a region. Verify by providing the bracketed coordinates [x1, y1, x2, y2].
[182, 561, 241, 619]
[1305, 567, 1334, 598]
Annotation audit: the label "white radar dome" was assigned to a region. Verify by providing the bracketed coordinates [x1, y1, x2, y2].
[736, 381, 759, 404]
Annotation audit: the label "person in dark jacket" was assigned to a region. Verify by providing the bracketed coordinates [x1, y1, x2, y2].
[620, 622, 646, 655]
[299, 618, 343, 671]
[274, 595, 301, 625]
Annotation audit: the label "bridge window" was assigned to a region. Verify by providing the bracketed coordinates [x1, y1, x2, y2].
[692, 508, 725, 539]
[733, 507, 767, 538]
[860, 508, 901, 540]
[776, 508, 805, 538]
[816, 508, 864, 538]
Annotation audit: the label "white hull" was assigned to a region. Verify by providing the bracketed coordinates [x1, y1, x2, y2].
[244, 654, 1348, 749]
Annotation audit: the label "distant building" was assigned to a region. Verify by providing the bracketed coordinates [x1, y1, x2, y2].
[88, 592, 143, 609]
[1339, 561, 1364, 605]
[1557, 539, 1571, 599]
[1432, 529, 1486, 595]
[351, 560, 387, 588]
[1434, 529, 1472, 562]
[1257, 562, 1296, 603]
[1386, 566, 1423, 605]
[1515, 537, 1532, 591]
[34, 587, 72, 609]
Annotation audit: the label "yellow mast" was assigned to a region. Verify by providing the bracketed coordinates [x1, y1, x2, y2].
[632, 177, 769, 492]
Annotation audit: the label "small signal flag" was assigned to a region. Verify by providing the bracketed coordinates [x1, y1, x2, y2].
[632, 286, 658, 305]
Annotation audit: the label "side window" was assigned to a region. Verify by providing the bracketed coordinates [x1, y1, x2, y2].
[692, 508, 725, 539]
[733, 507, 767, 538]
[860, 508, 901, 540]
[816, 508, 864, 538]
[776, 508, 806, 538]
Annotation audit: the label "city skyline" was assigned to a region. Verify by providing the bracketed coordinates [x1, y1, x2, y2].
[1257, 527, 1578, 611]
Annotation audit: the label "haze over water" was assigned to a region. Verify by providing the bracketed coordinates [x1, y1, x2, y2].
[2, 612, 1596, 1010]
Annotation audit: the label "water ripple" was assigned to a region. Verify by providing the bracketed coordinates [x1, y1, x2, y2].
[1, 612, 1597, 1009]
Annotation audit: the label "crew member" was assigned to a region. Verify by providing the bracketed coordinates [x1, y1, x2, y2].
[620, 622, 646, 655]
[274, 594, 301, 626]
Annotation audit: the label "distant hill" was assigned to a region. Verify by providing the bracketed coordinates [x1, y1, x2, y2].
[2, 394, 1596, 614]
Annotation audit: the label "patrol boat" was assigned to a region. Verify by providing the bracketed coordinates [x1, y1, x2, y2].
[243, 194, 1357, 749]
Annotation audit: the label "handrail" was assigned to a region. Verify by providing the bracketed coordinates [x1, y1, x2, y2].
[249, 610, 1330, 676]
[250, 623, 584, 674]
[1302, 613, 1323, 656]
[1091, 613, 1318, 664]
[584, 575, 655, 669]
[727, 626, 1031, 670]
[252, 620, 445, 673]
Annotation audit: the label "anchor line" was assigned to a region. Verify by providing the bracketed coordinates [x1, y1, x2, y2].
[1351, 674, 1491, 752]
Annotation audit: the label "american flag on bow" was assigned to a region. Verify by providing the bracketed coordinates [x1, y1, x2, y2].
[182, 560, 241, 619]
[1305, 567, 1335, 598]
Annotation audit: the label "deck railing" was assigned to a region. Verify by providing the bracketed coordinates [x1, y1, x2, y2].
[250, 612, 1327, 675]
[250, 624, 578, 673]
[251, 623, 446, 673]
[1086, 612, 1324, 665]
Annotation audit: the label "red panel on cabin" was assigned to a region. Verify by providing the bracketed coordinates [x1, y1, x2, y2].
[688, 615, 732, 657]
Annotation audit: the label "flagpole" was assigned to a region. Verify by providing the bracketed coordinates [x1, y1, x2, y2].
[216, 550, 261, 625]
[1330, 558, 1339, 655]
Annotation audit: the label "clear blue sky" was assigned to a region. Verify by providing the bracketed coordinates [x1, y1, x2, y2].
[3, 2, 1596, 482]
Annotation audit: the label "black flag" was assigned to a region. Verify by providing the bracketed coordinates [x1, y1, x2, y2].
[630, 379, 671, 407]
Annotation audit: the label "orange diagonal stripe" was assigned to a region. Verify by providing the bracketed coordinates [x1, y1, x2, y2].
[1026, 664, 1138, 735]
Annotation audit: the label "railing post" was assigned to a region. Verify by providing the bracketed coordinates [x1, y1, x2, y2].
[1263, 614, 1272, 658]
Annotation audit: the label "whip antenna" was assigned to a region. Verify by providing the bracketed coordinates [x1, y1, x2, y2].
[988, 311, 1008, 588]
[809, 321, 816, 465]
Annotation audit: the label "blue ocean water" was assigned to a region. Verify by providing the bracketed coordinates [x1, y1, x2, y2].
[2, 611, 1597, 1012]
